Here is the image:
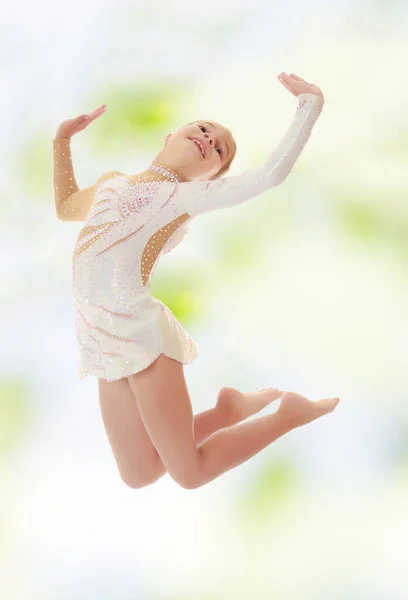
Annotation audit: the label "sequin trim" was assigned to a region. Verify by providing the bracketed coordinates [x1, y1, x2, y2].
[117, 180, 162, 218]
[147, 163, 182, 183]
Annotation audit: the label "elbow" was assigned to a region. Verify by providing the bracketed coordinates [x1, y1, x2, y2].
[269, 173, 288, 188]
[56, 208, 69, 221]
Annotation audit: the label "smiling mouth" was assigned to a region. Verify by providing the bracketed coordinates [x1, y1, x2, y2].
[190, 138, 205, 158]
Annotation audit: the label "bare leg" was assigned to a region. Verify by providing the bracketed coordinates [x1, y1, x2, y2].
[150, 386, 283, 485]
[194, 386, 283, 444]
[99, 377, 282, 489]
[195, 392, 340, 485]
[127, 355, 340, 489]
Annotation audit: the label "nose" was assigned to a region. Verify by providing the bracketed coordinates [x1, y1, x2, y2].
[203, 132, 213, 145]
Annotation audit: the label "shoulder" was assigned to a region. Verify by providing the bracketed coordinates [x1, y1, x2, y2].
[96, 170, 127, 186]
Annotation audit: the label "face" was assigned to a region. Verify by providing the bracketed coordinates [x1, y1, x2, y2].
[153, 121, 235, 182]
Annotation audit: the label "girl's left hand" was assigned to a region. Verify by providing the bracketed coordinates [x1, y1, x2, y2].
[55, 104, 107, 139]
[277, 73, 324, 100]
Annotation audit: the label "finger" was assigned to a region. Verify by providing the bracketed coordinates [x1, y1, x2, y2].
[83, 107, 107, 122]
[277, 73, 290, 85]
[290, 73, 306, 81]
[277, 75, 293, 93]
[88, 107, 107, 118]
[280, 82, 293, 94]
[281, 81, 293, 93]
[84, 104, 107, 118]
[91, 104, 107, 113]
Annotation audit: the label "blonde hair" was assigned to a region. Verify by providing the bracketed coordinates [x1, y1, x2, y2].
[184, 120, 237, 180]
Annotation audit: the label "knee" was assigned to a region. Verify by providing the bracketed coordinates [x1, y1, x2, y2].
[168, 466, 203, 490]
[172, 476, 201, 489]
[120, 473, 153, 489]
[119, 462, 166, 489]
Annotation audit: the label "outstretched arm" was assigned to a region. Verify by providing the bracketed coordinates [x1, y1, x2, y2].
[53, 137, 124, 221]
[177, 92, 325, 218]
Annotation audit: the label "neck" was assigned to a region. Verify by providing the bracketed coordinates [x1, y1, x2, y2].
[147, 161, 186, 183]
[150, 147, 195, 182]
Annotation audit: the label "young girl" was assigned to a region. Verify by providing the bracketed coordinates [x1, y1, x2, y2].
[53, 72, 339, 490]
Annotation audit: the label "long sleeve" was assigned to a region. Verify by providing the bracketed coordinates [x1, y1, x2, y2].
[177, 93, 325, 218]
[53, 137, 124, 221]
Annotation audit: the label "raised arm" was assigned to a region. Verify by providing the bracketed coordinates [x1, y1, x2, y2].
[53, 137, 123, 221]
[177, 91, 325, 218]
[53, 103, 125, 221]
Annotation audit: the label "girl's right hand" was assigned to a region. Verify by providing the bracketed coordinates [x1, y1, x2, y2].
[277, 73, 324, 100]
[55, 104, 107, 139]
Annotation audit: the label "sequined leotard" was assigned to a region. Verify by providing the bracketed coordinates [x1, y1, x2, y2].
[53, 92, 324, 382]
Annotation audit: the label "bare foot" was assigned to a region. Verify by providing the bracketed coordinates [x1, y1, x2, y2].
[277, 391, 340, 427]
[216, 386, 284, 425]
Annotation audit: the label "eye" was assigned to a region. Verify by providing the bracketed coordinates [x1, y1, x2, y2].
[198, 124, 223, 157]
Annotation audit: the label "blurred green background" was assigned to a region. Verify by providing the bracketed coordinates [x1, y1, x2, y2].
[1, 0, 407, 598]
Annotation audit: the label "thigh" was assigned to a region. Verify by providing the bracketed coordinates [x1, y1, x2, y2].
[127, 354, 201, 489]
[98, 376, 165, 488]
